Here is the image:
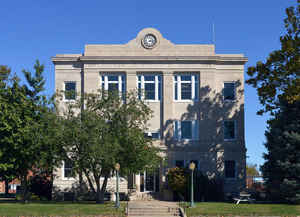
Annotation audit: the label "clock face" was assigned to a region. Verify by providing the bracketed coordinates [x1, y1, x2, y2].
[142, 34, 157, 49]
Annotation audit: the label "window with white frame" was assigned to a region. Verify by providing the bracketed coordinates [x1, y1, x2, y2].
[137, 75, 161, 101]
[225, 160, 236, 178]
[64, 81, 76, 100]
[174, 74, 199, 101]
[144, 131, 161, 140]
[173, 120, 199, 140]
[224, 120, 236, 140]
[100, 74, 126, 95]
[224, 82, 235, 101]
[63, 159, 74, 179]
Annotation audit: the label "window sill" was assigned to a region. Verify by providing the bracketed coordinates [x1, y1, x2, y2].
[174, 100, 198, 103]
[144, 100, 161, 103]
[224, 99, 237, 103]
[175, 139, 199, 142]
[224, 138, 236, 141]
[62, 177, 76, 181]
[225, 177, 236, 181]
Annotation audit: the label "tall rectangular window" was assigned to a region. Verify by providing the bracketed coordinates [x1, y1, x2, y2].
[174, 74, 198, 101]
[224, 120, 236, 140]
[64, 81, 76, 100]
[224, 82, 235, 101]
[173, 120, 199, 140]
[100, 74, 126, 96]
[137, 75, 161, 101]
[63, 159, 74, 178]
[225, 160, 236, 178]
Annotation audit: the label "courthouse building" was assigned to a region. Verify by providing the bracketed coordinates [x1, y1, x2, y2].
[52, 28, 247, 200]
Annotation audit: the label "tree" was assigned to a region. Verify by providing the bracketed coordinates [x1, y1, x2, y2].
[0, 61, 63, 201]
[59, 91, 161, 203]
[246, 164, 260, 177]
[246, 1, 300, 115]
[261, 99, 300, 203]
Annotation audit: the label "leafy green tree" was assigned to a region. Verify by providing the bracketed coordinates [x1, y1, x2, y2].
[166, 167, 187, 197]
[246, 164, 260, 177]
[0, 61, 63, 201]
[59, 91, 161, 203]
[261, 99, 300, 203]
[247, 1, 300, 115]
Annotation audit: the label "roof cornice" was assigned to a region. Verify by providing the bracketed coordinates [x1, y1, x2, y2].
[51, 55, 248, 63]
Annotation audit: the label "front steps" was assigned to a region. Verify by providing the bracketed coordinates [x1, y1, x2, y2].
[127, 200, 181, 217]
[128, 191, 160, 201]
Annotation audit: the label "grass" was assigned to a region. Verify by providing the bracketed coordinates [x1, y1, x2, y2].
[185, 202, 300, 216]
[0, 201, 125, 217]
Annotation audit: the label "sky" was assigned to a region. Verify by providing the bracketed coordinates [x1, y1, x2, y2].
[0, 0, 296, 169]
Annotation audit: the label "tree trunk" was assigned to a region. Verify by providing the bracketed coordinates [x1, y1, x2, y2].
[4, 179, 9, 196]
[95, 178, 103, 204]
[84, 170, 96, 193]
[21, 175, 29, 203]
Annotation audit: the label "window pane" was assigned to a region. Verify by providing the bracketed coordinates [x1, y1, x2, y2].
[225, 160, 235, 178]
[181, 75, 191, 81]
[64, 159, 74, 178]
[195, 77, 199, 100]
[144, 75, 155, 81]
[224, 83, 235, 100]
[158, 76, 161, 100]
[181, 83, 192, 99]
[65, 82, 76, 100]
[108, 75, 119, 81]
[138, 82, 142, 99]
[145, 83, 155, 100]
[175, 160, 184, 168]
[151, 132, 160, 139]
[108, 83, 119, 92]
[181, 121, 192, 139]
[224, 121, 235, 140]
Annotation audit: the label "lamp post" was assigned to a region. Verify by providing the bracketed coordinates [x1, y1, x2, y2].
[189, 162, 195, 208]
[115, 163, 120, 208]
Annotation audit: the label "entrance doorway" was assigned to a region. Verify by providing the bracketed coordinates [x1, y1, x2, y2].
[140, 169, 159, 192]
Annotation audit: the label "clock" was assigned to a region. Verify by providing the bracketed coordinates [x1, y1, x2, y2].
[142, 34, 157, 49]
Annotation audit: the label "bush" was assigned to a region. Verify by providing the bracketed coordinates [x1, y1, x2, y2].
[167, 167, 224, 202]
[29, 175, 52, 201]
[167, 167, 187, 198]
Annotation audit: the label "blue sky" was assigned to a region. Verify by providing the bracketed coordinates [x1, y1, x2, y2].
[0, 0, 296, 169]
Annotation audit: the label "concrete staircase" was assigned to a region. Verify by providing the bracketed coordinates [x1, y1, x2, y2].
[127, 200, 181, 217]
[128, 190, 160, 201]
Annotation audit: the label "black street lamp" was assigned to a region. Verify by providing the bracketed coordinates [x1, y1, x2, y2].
[189, 162, 196, 208]
[115, 163, 120, 208]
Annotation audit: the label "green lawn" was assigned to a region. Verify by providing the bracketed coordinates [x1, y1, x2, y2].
[185, 202, 300, 216]
[0, 201, 125, 217]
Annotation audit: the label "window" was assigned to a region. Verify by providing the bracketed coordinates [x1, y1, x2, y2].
[63, 159, 74, 178]
[225, 160, 236, 178]
[224, 82, 235, 101]
[175, 160, 184, 168]
[100, 74, 126, 95]
[137, 75, 161, 101]
[224, 120, 236, 140]
[174, 74, 198, 101]
[173, 120, 199, 140]
[144, 131, 161, 140]
[64, 81, 76, 100]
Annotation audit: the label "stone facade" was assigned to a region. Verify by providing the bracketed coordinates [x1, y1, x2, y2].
[52, 28, 247, 200]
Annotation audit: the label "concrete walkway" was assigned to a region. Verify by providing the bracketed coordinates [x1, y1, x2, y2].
[127, 200, 181, 217]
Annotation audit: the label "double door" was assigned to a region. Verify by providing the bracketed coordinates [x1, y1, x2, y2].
[140, 169, 159, 192]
